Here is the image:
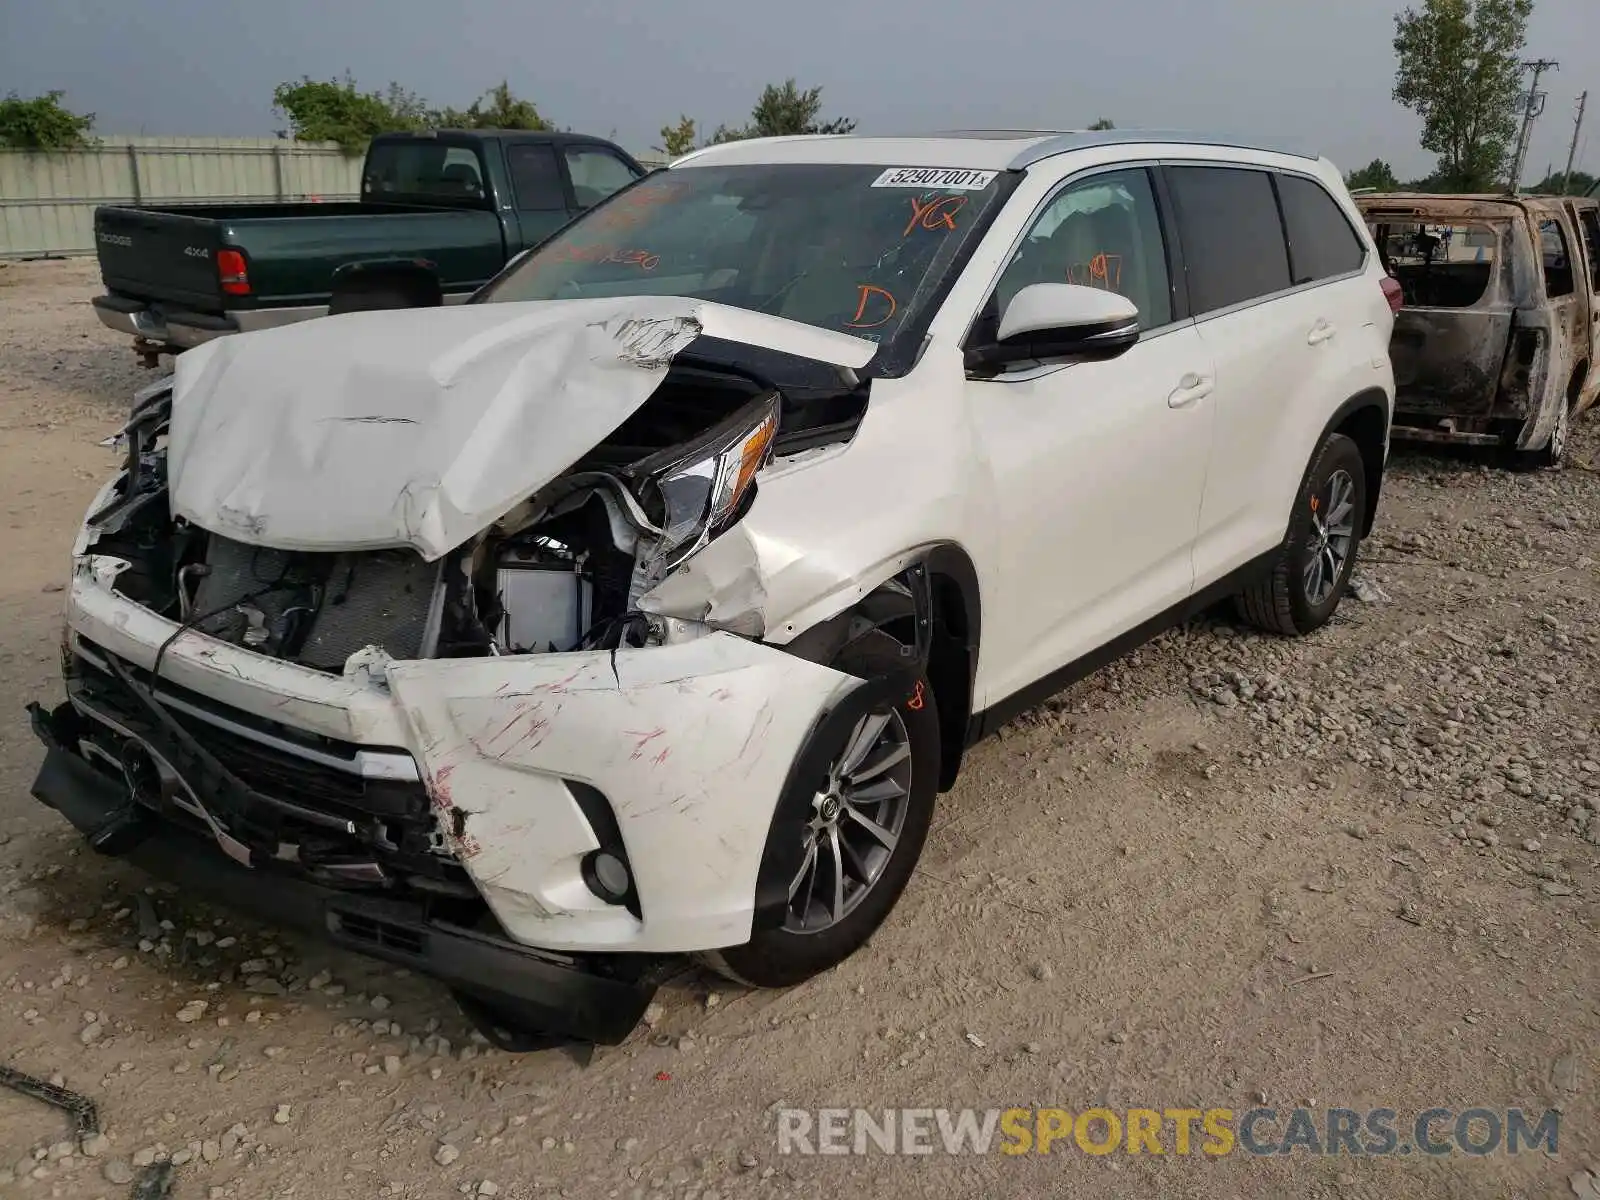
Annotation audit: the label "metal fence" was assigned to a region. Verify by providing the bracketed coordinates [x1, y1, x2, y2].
[0, 137, 363, 259]
[0, 137, 671, 260]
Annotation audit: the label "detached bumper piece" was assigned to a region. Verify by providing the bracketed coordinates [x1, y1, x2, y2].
[28, 698, 664, 1049]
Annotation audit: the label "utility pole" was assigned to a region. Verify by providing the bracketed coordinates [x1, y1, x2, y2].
[1561, 91, 1588, 194]
[1508, 58, 1558, 194]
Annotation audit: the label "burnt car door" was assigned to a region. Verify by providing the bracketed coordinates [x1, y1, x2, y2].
[1563, 200, 1600, 414]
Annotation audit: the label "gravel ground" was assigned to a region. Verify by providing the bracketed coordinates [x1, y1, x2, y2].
[0, 258, 1597, 1199]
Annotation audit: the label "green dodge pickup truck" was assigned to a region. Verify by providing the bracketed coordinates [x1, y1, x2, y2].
[92, 129, 646, 362]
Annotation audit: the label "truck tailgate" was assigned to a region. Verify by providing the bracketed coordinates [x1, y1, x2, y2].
[95, 207, 224, 311]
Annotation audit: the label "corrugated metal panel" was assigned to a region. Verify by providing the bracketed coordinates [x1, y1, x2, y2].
[0, 138, 359, 259]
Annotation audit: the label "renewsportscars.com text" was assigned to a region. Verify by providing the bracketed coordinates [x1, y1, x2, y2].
[777, 1106, 1559, 1157]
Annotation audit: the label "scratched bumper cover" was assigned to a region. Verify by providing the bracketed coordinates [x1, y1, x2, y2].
[386, 637, 862, 953]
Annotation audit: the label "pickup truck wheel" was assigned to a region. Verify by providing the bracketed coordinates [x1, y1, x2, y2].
[701, 631, 939, 989]
[1234, 432, 1367, 637]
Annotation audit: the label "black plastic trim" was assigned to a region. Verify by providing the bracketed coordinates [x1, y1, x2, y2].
[1149, 165, 1193, 323]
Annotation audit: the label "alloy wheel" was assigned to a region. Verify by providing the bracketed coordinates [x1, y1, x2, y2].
[785, 708, 914, 933]
[1302, 468, 1356, 607]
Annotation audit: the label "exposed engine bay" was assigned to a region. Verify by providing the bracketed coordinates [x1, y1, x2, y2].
[86, 353, 869, 674]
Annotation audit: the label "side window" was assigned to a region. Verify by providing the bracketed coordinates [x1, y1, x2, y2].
[1168, 166, 1292, 314]
[1578, 208, 1600, 292]
[993, 167, 1173, 329]
[1539, 219, 1575, 297]
[1276, 174, 1365, 284]
[506, 144, 565, 211]
[564, 148, 641, 210]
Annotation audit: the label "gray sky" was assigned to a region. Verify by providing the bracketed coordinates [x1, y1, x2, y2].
[4, 0, 1596, 181]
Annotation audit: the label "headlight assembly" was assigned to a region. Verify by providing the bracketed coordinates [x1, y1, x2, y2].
[633, 391, 779, 583]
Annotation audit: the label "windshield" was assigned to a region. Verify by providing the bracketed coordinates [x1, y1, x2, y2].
[477, 163, 1006, 345]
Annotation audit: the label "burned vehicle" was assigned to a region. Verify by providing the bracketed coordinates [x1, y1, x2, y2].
[31, 132, 1397, 1047]
[1358, 193, 1600, 466]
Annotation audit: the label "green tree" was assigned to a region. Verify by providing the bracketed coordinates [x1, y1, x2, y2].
[657, 115, 698, 157]
[1528, 168, 1596, 194]
[434, 82, 551, 130]
[713, 79, 856, 142]
[272, 74, 426, 153]
[0, 90, 95, 150]
[1345, 158, 1401, 190]
[1087, 117, 1115, 130]
[1391, 0, 1534, 192]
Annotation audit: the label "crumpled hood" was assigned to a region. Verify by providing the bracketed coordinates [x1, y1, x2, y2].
[167, 297, 876, 561]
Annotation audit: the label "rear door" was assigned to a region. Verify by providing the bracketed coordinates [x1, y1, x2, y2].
[1536, 211, 1587, 411]
[503, 140, 573, 249]
[1564, 201, 1600, 412]
[1166, 163, 1321, 579]
[95, 207, 225, 311]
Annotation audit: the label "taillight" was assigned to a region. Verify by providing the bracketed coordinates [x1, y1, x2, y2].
[217, 249, 251, 296]
[1380, 275, 1404, 314]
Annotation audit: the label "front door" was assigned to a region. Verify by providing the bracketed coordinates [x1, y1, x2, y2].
[963, 166, 1215, 706]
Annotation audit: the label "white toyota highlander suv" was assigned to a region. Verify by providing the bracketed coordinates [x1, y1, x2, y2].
[30, 130, 1395, 1048]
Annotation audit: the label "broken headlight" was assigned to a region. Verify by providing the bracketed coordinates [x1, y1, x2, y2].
[634, 392, 778, 582]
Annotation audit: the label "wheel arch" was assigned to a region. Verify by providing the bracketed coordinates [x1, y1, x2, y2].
[329, 260, 445, 311]
[779, 543, 981, 794]
[1320, 389, 1391, 538]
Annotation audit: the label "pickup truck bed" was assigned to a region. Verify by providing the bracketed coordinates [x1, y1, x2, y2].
[92, 130, 646, 361]
[96, 201, 507, 343]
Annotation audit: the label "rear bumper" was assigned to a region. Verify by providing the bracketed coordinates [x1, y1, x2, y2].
[92, 294, 325, 349]
[28, 713, 662, 1046]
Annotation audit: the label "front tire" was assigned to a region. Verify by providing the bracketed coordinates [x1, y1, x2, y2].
[1235, 431, 1367, 636]
[703, 631, 940, 988]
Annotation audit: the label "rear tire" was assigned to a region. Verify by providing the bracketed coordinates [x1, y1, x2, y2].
[702, 631, 939, 988]
[1234, 432, 1367, 636]
[1512, 399, 1570, 470]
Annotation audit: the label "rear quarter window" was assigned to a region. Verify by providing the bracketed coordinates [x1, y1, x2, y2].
[1167, 166, 1292, 314]
[1276, 174, 1365, 284]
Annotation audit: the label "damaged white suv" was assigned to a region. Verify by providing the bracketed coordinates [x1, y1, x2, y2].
[31, 131, 1395, 1048]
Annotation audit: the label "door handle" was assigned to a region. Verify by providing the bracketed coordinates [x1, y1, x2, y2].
[1307, 320, 1338, 345]
[1168, 372, 1214, 408]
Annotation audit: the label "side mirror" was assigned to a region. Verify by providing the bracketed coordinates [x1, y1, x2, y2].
[968, 283, 1141, 371]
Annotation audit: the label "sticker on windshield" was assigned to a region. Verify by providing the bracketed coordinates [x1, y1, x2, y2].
[870, 167, 998, 191]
